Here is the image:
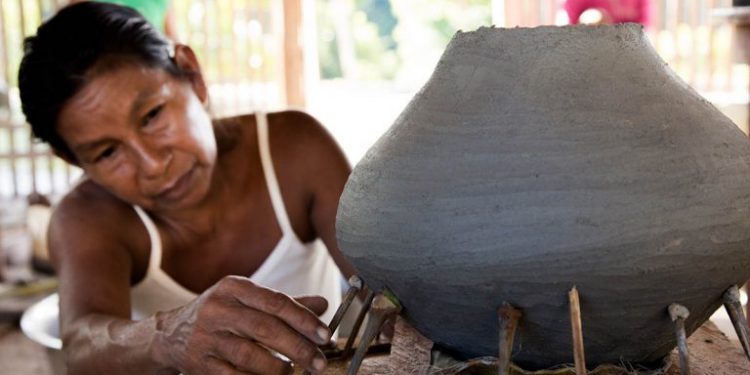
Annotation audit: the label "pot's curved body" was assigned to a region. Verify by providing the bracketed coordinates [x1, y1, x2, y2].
[336, 24, 750, 369]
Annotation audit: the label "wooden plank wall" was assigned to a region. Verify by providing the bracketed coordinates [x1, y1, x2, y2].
[0, 0, 79, 201]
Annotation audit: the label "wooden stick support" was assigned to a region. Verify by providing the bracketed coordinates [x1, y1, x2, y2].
[303, 275, 363, 375]
[669, 303, 691, 375]
[330, 275, 363, 332]
[346, 294, 401, 375]
[497, 303, 522, 375]
[722, 285, 750, 362]
[569, 286, 587, 375]
[342, 290, 376, 358]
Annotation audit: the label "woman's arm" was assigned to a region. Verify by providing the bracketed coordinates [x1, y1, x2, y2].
[50, 185, 332, 375]
[50, 187, 172, 374]
[280, 111, 358, 279]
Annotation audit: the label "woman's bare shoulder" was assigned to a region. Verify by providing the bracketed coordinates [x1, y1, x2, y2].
[212, 110, 349, 184]
[213, 110, 340, 162]
[266, 110, 346, 160]
[49, 179, 147, 268]
[266, 110, 351, 195]
[55, 179, 137, 225]
[213, 114, 256, 154]
[269, 110, 325, 136]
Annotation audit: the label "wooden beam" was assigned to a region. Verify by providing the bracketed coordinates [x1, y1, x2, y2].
[282, 0, 305, 108]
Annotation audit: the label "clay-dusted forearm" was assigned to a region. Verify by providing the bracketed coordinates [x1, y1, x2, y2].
[61, 277, 332, 375]
[62, 314, 177, 375]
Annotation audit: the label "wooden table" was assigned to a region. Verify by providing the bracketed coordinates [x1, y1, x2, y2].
[0, 323, 56, 375]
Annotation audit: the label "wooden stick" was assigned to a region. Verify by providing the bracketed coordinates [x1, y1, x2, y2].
[497, 303, 522, 375]
[329, 276, 363, 333]
[342, 290, 376, 358]
[302, 276, 362, 375]
[669, 303, 691, 375]
[346, 294, 401, 375]
[722, 285, 750, 362]
[569, 286, 587, 375]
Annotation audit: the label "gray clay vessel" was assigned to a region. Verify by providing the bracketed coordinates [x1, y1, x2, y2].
[336, 24, 750, 369]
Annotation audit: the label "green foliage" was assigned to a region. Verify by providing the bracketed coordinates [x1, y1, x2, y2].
[351, 9, 399, 80]
[316, 2, 344, 79]
[316, 0, 492, 81]
[356, 0, 397, 50]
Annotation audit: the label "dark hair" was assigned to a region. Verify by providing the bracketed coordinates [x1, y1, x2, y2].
[18, 1, 179, 162]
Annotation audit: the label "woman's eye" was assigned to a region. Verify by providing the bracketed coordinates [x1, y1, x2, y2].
[94, 146, 117, 163]
[143, 105, 164, 126]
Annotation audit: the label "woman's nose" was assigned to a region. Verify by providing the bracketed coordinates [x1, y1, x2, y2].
[130, 140, 172, 179]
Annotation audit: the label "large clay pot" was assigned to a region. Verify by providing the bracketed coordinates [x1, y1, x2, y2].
[336, 24, 750, 369]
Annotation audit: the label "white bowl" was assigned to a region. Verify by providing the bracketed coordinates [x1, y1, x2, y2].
[20, 293, 62, 350]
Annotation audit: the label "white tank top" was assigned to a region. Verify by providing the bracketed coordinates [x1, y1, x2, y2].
[129, 112, 343, 324]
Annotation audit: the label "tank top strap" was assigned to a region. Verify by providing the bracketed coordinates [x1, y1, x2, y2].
[132, 205, 164, 273]
[256, 111, 294, 234]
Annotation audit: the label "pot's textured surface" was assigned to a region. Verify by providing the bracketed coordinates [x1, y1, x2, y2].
[336, 24, 750, 369]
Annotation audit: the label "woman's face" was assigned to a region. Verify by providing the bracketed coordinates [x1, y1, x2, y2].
[57, 52, 216, 212]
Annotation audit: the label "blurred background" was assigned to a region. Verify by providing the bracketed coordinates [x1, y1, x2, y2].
[0, 0, 748, 205]
[1, 1, 750, 371]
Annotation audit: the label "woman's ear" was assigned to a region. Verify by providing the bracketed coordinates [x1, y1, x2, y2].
[172, 44, 208, 103]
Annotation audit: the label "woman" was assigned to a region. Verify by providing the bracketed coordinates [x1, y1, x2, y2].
[19, 2, 356, 374]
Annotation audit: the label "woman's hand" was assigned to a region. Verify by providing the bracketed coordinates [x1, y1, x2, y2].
[154, 276, 331, 375]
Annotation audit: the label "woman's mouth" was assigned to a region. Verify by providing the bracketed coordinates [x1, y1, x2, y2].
[156, 166, 195, 202]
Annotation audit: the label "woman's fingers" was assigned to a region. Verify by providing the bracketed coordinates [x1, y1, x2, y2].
[208, 277, 329, 373]
[294, 296, 328, 317]
[157, 277, 333, 374]
[212, 334, 293, 375]
[222, 305, 327, 373]
[221, 277, 331, 344]
[204, 356, 251, 375]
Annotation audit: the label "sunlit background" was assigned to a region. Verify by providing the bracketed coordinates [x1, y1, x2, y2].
[0, 0, 748, 211]
[1, 2, 750, 369]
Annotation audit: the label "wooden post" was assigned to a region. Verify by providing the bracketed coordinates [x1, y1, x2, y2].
[497, 303, 522, 375]
[569, 286, 587, 375]
[713, 6, 750, 134]
[282, 0, 305, 108]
